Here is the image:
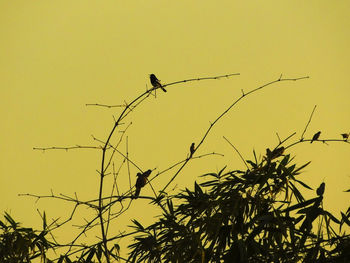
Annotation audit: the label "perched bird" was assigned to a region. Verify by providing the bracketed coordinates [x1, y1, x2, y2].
[134, 169, 152, 199]
[310, 131, 321, 143]
[341, 133, 349, 141]
[316, 182, 325, 196]
[190, 143, 195, 157]
[150, 74, 167, 92]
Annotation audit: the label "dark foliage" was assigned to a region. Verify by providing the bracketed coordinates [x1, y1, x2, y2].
[0, 212, 53, 263]
[128, 150, 350, 263]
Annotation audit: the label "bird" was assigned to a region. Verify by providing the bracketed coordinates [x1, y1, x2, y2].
[341, 133, 349, 141]
[190, 143, 195, 157]
[150, 74, 167, 92]
[134, 169, 152, 199]
[310, 131, 321, 143]
[316, 182, 325, 196]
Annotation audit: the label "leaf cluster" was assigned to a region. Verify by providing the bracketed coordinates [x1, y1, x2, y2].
[128, 150, 350, 262]
[0, 212, 53, 263]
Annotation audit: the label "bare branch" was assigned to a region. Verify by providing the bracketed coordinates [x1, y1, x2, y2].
[33, 145, 102, 151]
[162, 72, 240, 88]
[300, 105, 317, 140]
[286, 138, 350, 150]
[278, 132, 297, 146]
[85, 103, 129, 108]
[160, 75, 309, 193]
[223, 136, 249, 170]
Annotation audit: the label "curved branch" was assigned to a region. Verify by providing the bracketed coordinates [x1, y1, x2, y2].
[160, 75, 309, 193]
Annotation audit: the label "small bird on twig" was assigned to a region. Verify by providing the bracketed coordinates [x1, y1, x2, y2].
[341, 133, 349, 141]
[189, 143, 195, 157]
[310, 131, 321, 143]
[134, 169, 152, 199]
[150, 74, 167, 92]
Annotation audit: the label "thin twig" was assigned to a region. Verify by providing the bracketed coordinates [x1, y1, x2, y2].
[300, 105, 317, 140]
[162, 73, 240, 88]
[278, 132, 297, 146]
[92, 135, 143, 173]
[104, 122, 132, 173]
[285, 138, 350, 150]
[126, 137, 132, 189]
[160, 75, 309, 193]
[85, 103, 131, 108]
[146, 177, 158, 200]
[33, 145, 102, 151]
[223, 136, 249, 170]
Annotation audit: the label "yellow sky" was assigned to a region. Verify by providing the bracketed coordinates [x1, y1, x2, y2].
[1, 0, 349, 257]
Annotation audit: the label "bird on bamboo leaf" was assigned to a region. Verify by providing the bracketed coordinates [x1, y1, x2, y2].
[310, 131, 321, 143]
[134, 169, 152, 199]
[150, 74, 167, 92]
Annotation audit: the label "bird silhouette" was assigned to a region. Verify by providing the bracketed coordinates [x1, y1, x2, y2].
[150, 74, 167, 92]
[134, 169, 152, 199]
[190, 143, 195, 157]
[310, 131, 321, 143]
[341, 133, 349, 141]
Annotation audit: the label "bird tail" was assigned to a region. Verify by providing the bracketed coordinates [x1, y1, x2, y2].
[134, 188, 141, 199]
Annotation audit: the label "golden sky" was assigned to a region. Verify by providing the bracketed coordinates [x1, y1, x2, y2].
[1, 0, 349, 257]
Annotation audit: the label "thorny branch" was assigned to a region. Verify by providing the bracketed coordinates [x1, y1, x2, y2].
[160, 75, 309, 193]
[162, 73, 240, 88]
[30, 73, 239, 259]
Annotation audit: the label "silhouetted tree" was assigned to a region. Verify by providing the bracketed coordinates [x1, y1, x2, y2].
[2, 73, 349, 262]
[128, 150, 350, 262]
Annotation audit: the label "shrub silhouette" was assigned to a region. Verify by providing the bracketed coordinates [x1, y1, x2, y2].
[128, 150, 350, 262]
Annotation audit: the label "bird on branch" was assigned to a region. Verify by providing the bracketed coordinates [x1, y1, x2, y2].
[341, 133, 349, 141]
[310, 131, 321, 143]
[134, 169, 152, 199]
[190, 142, 195, 157]
[150, 74, 167, 92]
